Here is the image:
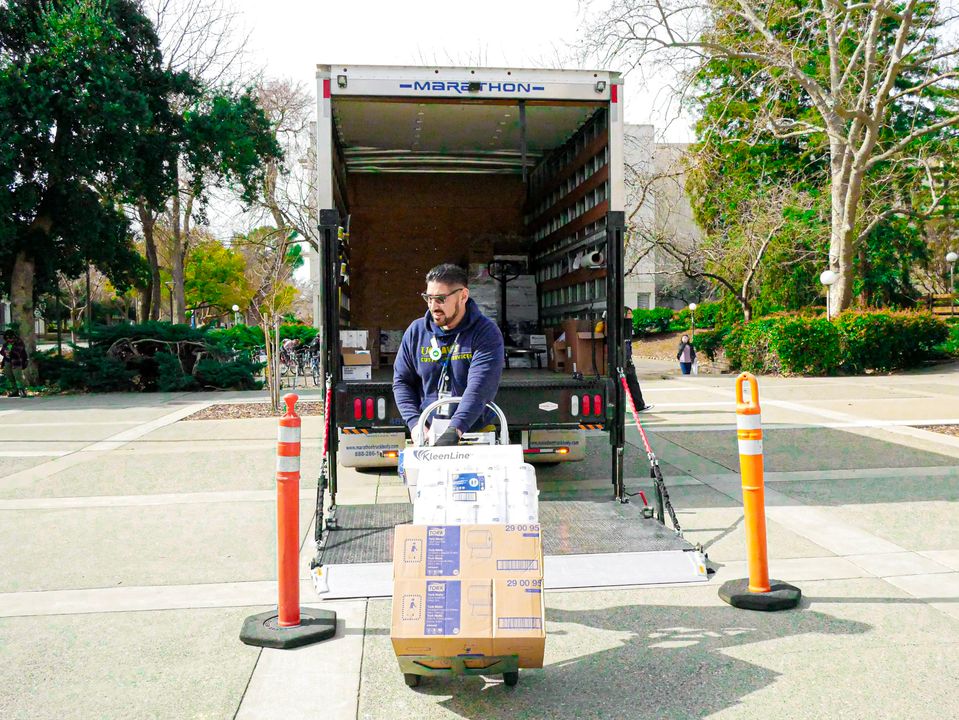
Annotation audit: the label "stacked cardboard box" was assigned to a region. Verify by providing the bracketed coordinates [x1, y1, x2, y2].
[543, 323, 607, 375]
[341, 327, 380, 379]
[546, 327, 567, 373]
[378, 329, 404, 367]
[391, 524, 545, 668]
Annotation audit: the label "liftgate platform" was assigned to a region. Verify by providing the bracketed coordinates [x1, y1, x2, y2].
[311, 485, 709, 600]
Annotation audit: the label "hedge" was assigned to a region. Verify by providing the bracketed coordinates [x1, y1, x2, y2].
[34, 322, 265, 392]
[721, 311, 947, 376]
[207, 323, 317, 354]
[632, 307, 675, 337]
[835, 311, 949, 372]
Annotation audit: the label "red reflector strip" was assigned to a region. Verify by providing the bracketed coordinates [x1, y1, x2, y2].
[323, 78, 331, 98]
[365, 398, 374, 420]
[593, 395, 602, 416]
[353, 398, 362, 420]
[582, 394, 591, 416]
[611, 83, 618, 103]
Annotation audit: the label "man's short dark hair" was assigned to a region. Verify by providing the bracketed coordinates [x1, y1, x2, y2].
[426, 263, 468, 288]
[2, 330, 15, 340]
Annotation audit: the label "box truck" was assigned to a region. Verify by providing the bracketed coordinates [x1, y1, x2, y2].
[313, 64, 631, 500]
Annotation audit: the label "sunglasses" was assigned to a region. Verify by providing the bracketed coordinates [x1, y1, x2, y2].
[421, 287, 465, 305]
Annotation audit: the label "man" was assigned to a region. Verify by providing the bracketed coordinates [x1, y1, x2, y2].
[1, 329, 28, 398]
[393, 263, 504, 446]
[624, 308, 651, 412]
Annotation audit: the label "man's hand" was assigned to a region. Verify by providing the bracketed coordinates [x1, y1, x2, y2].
[433, 427, 461, 446]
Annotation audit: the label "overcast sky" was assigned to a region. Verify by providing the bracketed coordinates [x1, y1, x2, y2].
[230, 0, 694, 140]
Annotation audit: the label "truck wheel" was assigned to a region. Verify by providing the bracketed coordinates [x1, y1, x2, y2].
[404, 673, 421, 688]
[503, 671, 519, 687]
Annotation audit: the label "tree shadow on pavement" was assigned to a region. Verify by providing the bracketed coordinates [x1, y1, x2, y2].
[413, 603, 870, 720]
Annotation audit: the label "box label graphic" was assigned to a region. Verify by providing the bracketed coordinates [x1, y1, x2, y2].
[424, 580, 461, 635]
[452, 472, 486, 491]
[425, 526, 461, 576]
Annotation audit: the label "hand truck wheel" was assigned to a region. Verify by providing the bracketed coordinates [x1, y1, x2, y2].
[503, 671, 519, 687]
[404, 673, 421, 688]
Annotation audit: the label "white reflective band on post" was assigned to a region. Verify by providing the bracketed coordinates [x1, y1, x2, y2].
[276, 455, 300, 473]
[278, 425, 301, 443]
[738, 439, 763, 456]
[736, 414, 762, 430]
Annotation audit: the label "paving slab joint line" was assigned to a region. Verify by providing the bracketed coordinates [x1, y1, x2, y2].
[232, 646, 263, 720]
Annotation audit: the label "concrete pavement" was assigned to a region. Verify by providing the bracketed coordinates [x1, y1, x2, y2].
[1, 365, 958, 719]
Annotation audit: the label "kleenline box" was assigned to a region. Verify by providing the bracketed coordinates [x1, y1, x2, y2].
[399, 445, 524, 486]
[391, 578, 494, 658]
[393, 525, 543, 580]
[492, 577, 546, 668]
[412, 465, 539, 524]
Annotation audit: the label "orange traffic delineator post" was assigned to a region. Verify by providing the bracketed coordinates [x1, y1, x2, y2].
[240, 393, 337, 649]
[719, 373, 802, 612]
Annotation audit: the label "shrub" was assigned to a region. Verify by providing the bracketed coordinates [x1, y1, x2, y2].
[38, 322, 262, 393]
[936, 320, 959, 356]
[695, 326, 731, 362]
[194, 357, 262, 390]
[57, 347, 136, 391]
[33, 351, 75, 387]
[724, 318, 782, 374]
[722, 311, 947, 376]
[674, 301, 722, 331]
[773, 316, 842, 375]
[632, 307, 675, 337]
[155, 352, 199, 392]
[280, 323, 319, 345]
[836, 311, 949, 372]
[207, 324, 264, 355]
[207, 323, 318, 355]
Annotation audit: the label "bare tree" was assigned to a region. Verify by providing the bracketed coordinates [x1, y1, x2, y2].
[650, 185, 818, 320]
[254, 79, 319, 253]
[57, 270, 110, 345]
[583, 0, 959, 316]
[623, 132, 708, 305]
[135, 0, 250, 322]
[234, 226, 300, 410]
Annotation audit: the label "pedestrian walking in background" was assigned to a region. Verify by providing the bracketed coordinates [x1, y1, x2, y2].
[1, 329, 28, 397]
[676, 333, 696, 376]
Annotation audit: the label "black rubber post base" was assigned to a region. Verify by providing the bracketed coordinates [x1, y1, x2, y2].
[239, 608, 337, 649]
[719, 578, 802, 611]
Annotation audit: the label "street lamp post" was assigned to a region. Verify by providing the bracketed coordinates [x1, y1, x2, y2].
[947, 251, 958, 316]
[688, 302, 698, 336]
[820, 270, 838, 321]
[232, 304, 240, 327]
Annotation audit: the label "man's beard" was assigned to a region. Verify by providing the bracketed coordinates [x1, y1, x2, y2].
[433, 304, 461, 328]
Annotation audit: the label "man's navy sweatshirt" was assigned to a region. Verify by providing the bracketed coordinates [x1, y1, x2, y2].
[392, 298, 504, 435]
